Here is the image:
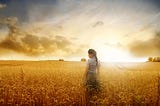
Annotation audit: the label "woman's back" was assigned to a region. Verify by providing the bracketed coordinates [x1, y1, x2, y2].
[87, 57, 97, 73]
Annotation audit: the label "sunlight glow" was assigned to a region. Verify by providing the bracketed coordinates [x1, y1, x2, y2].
[91, 43, 147, 62]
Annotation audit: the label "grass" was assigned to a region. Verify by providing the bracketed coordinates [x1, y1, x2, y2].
[0, 61, 160, 105]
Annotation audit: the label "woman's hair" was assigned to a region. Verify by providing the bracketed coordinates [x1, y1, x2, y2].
[88, 49, 98, 66]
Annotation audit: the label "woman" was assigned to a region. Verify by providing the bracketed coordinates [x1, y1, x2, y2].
[84, 49, 100, 94]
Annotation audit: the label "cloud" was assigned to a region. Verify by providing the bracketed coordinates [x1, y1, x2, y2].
[0, 4, 6, 8]
[1, 0, 160, 60]
[0, 17, 87, 57]
[105, 42, 123, 48]
[92, 21, 104, 28]
[128, 32, 160, 57]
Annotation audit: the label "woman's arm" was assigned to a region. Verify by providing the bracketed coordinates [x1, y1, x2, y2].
[97, 62, 100, 75]
[84, 65, 89, 77]
[97, 65, 100, 75]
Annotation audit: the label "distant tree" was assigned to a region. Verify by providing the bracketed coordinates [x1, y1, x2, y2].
[148, 57, 153, 62]
[153, 57, 160, 62]
[157, 57, 160, 62]
[59, 59, 64, 61]
[81, 58, 86, 62]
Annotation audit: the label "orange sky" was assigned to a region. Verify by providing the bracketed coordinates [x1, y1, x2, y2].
[0, 0, 160, 62]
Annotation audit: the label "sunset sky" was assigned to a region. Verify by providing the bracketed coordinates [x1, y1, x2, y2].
[0, 0, 160, 62]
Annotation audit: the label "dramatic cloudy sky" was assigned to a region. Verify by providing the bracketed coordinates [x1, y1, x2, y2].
[0, 0, 160, 61]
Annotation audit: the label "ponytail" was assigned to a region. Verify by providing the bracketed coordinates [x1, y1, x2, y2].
[88, 49, 98, 66]
[95, 55, 98, 66]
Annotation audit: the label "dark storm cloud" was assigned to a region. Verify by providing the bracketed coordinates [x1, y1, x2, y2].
[0, 3, 6, 8]
[150, 0, 160, 10]
[0, 0, 28, 22]
[128, 32, 160, 57]
[0, 0, 57, 22]
[1, 0, 160, 22]
[1, 0, 159, 24]
[0, 0, 10, 4]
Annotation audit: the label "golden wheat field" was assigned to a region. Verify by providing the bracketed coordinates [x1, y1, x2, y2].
[0, 61, 160, 106]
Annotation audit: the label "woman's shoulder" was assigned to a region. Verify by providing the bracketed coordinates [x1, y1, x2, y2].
[87, 58, 91, 64]
[88, 58, 95, 62]
[87, 58, 96, 65]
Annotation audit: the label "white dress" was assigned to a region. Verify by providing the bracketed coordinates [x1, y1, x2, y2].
[85, 57, 100, 90]
[87, 57, 98, 74]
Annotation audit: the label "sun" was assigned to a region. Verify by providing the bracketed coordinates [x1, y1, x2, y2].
[92, 45, 147, 62]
